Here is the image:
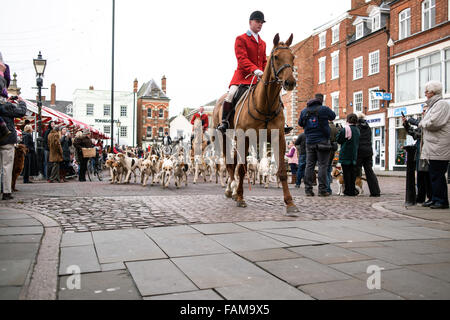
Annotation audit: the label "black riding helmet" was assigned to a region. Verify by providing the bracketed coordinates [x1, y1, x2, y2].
[250, 11, 265, 22]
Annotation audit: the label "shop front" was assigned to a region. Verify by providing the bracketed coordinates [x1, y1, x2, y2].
[365, 113, 386, 170]
[388, 104, 423, 171]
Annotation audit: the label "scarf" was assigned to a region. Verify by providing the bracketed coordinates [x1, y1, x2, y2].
[344, 123, 352, 140]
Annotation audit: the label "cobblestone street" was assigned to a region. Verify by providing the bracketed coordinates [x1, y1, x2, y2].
[6, 176, 406, 232]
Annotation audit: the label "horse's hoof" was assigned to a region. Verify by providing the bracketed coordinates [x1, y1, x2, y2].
[232, 194, 238, 201]
[286, 205, 299, 217]
[225, 190, 232, 198]
[237, 200, 247, 208]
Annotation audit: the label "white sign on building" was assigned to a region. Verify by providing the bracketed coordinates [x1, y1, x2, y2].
[73, 88, 136, 146]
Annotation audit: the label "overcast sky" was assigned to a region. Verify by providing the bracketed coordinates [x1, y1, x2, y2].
[1, 0, 349, 116]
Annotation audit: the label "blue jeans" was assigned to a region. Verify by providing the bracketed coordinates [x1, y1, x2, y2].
[296, 154, 306, 186]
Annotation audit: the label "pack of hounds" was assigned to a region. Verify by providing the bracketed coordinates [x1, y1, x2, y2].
[104, 146, 284, 190]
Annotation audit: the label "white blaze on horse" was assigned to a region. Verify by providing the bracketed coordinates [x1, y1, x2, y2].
[213, 33, 299, 216]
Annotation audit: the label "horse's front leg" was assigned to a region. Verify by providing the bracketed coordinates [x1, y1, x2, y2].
[224, 164, 235, 198]
[236, 163, 247, 207]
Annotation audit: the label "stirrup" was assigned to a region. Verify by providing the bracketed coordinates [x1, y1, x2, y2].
[217, 121, 229, 133]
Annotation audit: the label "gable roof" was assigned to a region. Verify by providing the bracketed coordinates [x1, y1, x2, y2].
[137, 79, 170, 100]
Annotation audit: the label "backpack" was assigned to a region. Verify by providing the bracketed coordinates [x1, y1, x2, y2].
[305, 105, 321, 130]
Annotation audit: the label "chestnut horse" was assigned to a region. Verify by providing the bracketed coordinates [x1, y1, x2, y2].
[212, 34, 299, 215]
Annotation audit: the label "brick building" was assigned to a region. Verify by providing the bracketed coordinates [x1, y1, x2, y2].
[346, 1, 392, 170]
[388, 0, 449, 170]
[137, 76, 170, 149]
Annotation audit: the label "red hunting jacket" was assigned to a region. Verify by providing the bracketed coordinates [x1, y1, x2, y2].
[191, 113, 209, 132]
[229, 31, 267, 87]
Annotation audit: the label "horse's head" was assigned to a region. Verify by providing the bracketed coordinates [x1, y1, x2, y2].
[270, 33, 296, 91]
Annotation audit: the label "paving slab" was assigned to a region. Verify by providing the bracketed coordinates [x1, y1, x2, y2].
[59, 270, 141, 300]
[422, 253, 450, 263]
[0, 235, 42, 243]
[0, 219, 42, 227]
[299, 278, 375, 300]
[381, 239, 450, 254]
[59, 245, 101, 275]
[60, 232, 93, 247]
[92, 229, 166, 264]
[126, 260, 197, 296]
[190, 223, 249, 235]
[101, 262, 126, 272]
[144, 225, 200, 236]
[0, 213, 31, 220]
[406, 263, 450, 282]
[257, 258, 352, 286]
[0, 259, 32, 286]
[0, 243, 40, 260]
[216, 278, 314, 300]
[296, 225, 391, 242]
[0, 287, 22, 300]
[289, 245, 372, 264]
[0, 226, 43, 236]
[144, 289, 223, 300]
[236, 221, 297, 230]
[146, 232, 229, 258]
[350, 246, 447, 266]
[345, 224, 449, 241]
[259, 231, 322, 247]
[236, 248, 301, 262]
[328, 259, 401, 276]
[172, 253, 275, 289]
[258, 228, 338, 244]
[336, 291, 405, 300]
[374, 268, 450, 300]
[208, 232, 286, 252]
[336, 242, 386, 249]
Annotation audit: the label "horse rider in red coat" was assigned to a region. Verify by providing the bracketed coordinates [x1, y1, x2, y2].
[191, 106, 209, 132]
[217, 11, 293, 134]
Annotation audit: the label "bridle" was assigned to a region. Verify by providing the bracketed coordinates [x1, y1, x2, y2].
[265, 46, 294, 86]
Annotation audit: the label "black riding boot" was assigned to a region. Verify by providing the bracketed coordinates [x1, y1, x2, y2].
[217, 101, 233, 133]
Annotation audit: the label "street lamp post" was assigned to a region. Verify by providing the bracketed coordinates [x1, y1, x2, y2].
[33, 51, 47, 177]
[116, 119, 121, 147]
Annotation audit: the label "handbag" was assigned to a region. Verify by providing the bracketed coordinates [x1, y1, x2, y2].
[82, 147, 96, 158]
[418, 159, 429, 172]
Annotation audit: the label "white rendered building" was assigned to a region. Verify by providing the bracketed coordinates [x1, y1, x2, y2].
[72, 87, 136, 146]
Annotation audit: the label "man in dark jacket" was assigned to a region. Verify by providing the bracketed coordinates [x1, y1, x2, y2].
[294, 132, 306, 188]
[356, 114, 380, 197]
[298, 94, 336, 196]
[0, 96, 27, 200]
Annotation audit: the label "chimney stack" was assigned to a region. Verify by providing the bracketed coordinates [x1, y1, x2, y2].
[133, 79, 138, 93]
[161, 75, 166, 94]
[51, 83, 56, 106]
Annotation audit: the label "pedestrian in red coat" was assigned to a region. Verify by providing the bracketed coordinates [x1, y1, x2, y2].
[217, 11, 267, 133]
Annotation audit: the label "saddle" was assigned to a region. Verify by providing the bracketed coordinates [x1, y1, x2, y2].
[225, 85, 250, 127]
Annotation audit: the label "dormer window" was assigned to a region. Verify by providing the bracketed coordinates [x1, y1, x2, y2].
[372, 14, 380, 32]
[356, 23, 364, 39]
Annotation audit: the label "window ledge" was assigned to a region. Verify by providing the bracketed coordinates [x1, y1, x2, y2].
[368, 71, 380, 76]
